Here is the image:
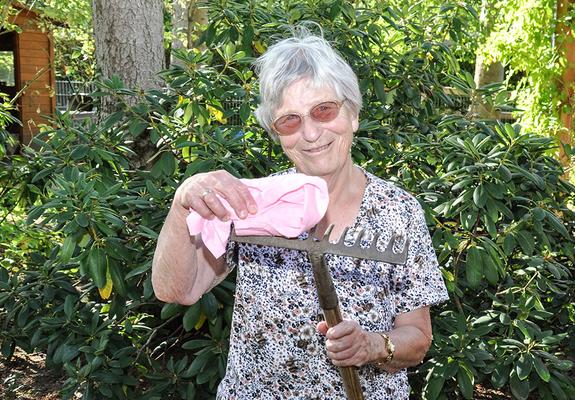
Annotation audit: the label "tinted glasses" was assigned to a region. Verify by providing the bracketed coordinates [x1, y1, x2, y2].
[272, 99, 346, 136]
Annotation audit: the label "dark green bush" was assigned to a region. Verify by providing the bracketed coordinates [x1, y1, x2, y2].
[0, 1, 573, 399]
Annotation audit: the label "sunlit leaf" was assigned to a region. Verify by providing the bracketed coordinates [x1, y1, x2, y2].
[98, 266, 113, 300]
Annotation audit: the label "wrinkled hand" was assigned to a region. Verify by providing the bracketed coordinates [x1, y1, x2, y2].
[317, 320, 376, 367]
[173, 170, 257, 221]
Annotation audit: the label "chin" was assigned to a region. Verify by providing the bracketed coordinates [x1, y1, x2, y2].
[299, 163, 339, 178]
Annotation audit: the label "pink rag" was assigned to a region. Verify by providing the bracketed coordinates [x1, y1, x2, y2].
[186, 174, 329, 258]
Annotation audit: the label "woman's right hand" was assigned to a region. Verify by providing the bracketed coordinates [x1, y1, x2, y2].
[173, 170, 258, 221]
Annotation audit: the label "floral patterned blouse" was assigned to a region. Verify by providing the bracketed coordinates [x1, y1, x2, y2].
[216, 168, 449, 399]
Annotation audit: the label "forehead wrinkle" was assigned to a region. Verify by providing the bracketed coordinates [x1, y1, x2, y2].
[276, 80, 338, 115]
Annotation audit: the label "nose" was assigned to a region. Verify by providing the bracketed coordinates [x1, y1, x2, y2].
[300, 116, 322, 142]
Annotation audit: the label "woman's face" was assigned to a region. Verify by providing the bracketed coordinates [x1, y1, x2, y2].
[275, 79, 359, 179]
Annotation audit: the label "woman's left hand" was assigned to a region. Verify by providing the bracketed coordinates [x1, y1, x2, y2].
[316, 320, 377, 367]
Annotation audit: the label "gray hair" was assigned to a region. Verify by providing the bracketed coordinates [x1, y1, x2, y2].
[253, 26, 362, 138]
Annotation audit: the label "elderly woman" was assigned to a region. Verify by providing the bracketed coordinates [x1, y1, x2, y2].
[152, 30, 448, 399]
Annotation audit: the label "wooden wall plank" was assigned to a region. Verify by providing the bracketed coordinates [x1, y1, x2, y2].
[20, 56, 50, 67]
[22, 92, 53, 100]
[20, 32, 49, 42]
[22, 109, 52, 119]
[21, 111, 51, 123]
[21, 82, 53, 92]
[21, 49, 51, 59]
[11, 5, 57, 143]
[21, 71, 51, 81]
[20, 64, 51, 75]
[17, 39, 47, 51]
[22, 106, 53, 113]
[21, 112, 51, 124]
[21, 92, 53, 101]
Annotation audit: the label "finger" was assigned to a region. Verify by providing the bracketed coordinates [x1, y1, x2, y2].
[176, 172, 232, 221]
[326, 320, 358, 340]
[316, 321, 329, 335]
[181, 189, 223, 221]
[218, 182, 256, 219]
[327, 342, 370, 368]
[326, 346, 358, 361]
[330, 355, 363, 368]
[198, 189, 230, 221]
[174, 178, 196, 210]
[237, 184, 258, 215]
[325, 336, 357, 354]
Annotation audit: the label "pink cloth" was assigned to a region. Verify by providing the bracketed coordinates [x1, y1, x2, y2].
[186, 174, 329, 258]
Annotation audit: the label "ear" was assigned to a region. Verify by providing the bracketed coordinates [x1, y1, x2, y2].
[352, 115, 359, 133]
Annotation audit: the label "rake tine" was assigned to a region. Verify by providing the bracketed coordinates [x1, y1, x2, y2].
[322, 224, 335, 241]
[231, 225, 410, 264]
[337, 226, 351, 245]
[388, 233, 405, 252]
[352, 228, 364, 247]
[359, 229, 370, 244]
[370, 231, 382, 250]
[383, 234, 396, 253]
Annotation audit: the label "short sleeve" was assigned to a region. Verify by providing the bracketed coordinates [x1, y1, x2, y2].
[392, 200, 449, 315]
[225, 238, 239, 273]
[203, 239, 238, 293]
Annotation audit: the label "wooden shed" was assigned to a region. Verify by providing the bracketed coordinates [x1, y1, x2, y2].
[0, 2, 57, 144]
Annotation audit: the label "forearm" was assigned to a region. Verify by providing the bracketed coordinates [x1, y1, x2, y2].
[371, 325, 432, 373]
[151, 205, 225, 305]
[319, 307, 432, 371]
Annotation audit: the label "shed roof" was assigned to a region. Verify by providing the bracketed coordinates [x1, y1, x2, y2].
[9, 1, 67, 27]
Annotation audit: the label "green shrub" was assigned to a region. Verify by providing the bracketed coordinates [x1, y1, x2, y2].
[415, 118, 575, 400]
[0, 1, 573, 399]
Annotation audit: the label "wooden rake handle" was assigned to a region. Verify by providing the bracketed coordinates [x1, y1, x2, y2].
[310, 252, 364, 400]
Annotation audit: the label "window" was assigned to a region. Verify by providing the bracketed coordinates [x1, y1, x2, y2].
[0, 51, 15, 87]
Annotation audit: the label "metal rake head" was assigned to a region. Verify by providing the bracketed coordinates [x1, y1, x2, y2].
[230, 224, 409, 265]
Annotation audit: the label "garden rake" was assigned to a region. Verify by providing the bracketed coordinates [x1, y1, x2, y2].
[230, 224, 410, 400]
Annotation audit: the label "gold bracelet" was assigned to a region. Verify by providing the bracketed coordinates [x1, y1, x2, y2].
[373, 332, 395, 368]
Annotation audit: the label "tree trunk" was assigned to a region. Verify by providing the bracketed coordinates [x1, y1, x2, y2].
[556, 0, 575, 176]
[92, 0, 164, 167]
[188, 1, 208, 49]
[92, 0, 164, 113]
[470, 56, 504, 118]
[469, 0, 504, 119]
[170, 0, 208, 66]
[171, 0, 189, 68]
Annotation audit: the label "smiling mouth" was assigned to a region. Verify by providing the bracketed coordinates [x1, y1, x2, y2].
[305, 142, 331, 153]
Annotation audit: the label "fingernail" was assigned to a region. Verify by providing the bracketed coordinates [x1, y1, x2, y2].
[248, 205, 257, 214]
[222, 215, 230, 222]
[239, 210, 247, 219]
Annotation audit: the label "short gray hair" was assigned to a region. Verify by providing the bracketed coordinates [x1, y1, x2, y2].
[253, 26, 362, 138]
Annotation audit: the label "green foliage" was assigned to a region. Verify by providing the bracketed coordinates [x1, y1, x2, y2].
[42, 0, 95, 79]
[0, 96, 18, 158]
[0, 1, 574, 399]
[477, 0, 572, 148]
[417, 118, 575, 399]
[0, 1, 21, 33]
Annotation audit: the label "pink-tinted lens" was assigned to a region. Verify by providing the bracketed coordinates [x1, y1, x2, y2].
[273, 101, 342, 136]
[274, 114, 302, 135]
[310, 101, 340, 122]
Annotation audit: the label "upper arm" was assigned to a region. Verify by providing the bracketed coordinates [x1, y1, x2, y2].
[152, 230, 229, 305]
[392, 200, 449, 314]
[180, 235, 229, 304]
[394, 306, 432, 341]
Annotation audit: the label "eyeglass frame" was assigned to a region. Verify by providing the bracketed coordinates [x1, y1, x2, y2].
[271, 98, 348, 136]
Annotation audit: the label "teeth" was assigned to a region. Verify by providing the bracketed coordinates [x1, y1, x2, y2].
[308, 144, 329, 152]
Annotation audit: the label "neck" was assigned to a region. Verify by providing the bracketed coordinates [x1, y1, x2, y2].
[317, 160, 366, 238]
[322, 159, 359, 201]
